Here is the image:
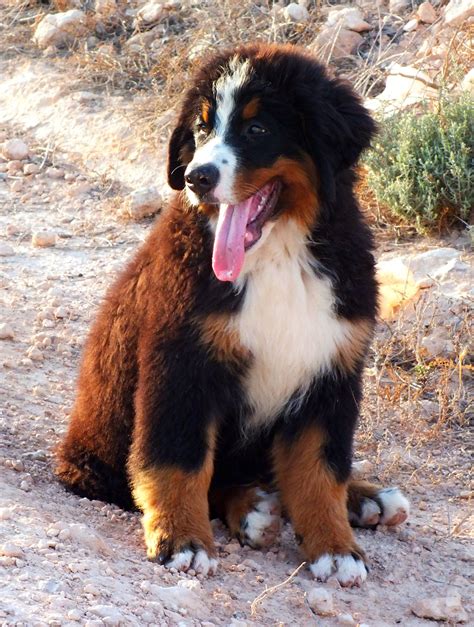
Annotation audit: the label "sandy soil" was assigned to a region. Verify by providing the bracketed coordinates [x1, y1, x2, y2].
[0, 55, 472, 627]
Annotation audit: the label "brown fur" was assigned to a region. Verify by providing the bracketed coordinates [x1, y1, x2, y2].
[234, 155, 319, 230]
[200, 313, 250, 366]
[273, 428, 364, 562]
[335, 319, 375, 374]
[133, 450, 215, 560]
[209, 486, 259, 538]
[242, 97, 260, 120]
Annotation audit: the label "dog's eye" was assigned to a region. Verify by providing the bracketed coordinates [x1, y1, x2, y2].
[246, 123, 268, 136]
[196, 120, 209, 134]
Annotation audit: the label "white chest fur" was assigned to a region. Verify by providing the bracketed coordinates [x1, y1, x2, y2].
[232, 220, 351, 428]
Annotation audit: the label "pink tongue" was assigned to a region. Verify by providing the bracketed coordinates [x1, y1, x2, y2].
[212, 196, 255, 282]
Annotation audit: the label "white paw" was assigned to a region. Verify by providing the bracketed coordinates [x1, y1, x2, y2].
[349, 497, 382, 527]
[378, 488, 410, 526]
[240, 490, 281, 548]
[166, 548, 218, 576]
[310, 553, 368, 587]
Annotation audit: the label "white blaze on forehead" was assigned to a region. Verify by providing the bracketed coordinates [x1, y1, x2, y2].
[185, 56, 252, 205]
[214, 56, 252, 135]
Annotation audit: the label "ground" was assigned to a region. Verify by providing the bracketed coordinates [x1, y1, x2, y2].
[0, 7, 473, 626]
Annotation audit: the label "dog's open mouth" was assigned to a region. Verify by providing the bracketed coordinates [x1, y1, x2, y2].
[212, 179, 282, 282]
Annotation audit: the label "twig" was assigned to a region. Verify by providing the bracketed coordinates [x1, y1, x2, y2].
[250, 561, 306, 616]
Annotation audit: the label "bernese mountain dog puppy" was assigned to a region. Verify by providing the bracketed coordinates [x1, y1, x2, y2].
[56, 43, 410, 587]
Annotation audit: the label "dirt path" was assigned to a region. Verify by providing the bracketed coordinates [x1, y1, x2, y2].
[0, 56, 472, 627]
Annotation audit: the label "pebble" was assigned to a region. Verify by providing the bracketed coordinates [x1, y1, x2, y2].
[283, 3, 309, 22]
[0, 243, 15, 257]
[417, 1, 437, 22]
[0, 543, 25, 559]
[11, 180, 23, 193]
[68, 523, 113, 555]
[307, 588, 334, 616]
[46, 167, 65, 179]
[24, 163, 40, 175]
[403, 18, 419, 31]
[32, 231, 57, 247]
[412, 592, 468, 623]
[0, 323, 15, 339]
[42, 319, 55, 329]
[126, 186, 162, 220]
[26, 346, 43, 361]
[54, 306, 69, 319]
[2, 139, 29, 160]
[337, 614, 356, 625]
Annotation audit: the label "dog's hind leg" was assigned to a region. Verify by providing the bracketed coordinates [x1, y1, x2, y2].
[347, 480, 410, 529]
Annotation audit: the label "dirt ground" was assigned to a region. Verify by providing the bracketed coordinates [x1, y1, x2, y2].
[0, 47, 473, 627]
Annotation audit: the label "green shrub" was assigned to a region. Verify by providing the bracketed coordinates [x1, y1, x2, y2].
[365, 95, 474, 233]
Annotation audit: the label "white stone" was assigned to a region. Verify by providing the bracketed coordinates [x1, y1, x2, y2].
[412, 592, 468, 623]
[149, 585, 206, 614]
[307, 588, 334, 616]
[46, 167, 65, 179]
[136, 1, 166, 24]
[27, 346, 43, 361]
[417, 2, 437, 23]
[421, 329, 455, 358]
[444, 0, 474, 26]
[1, 543, 25, 558]
[461, 68, 474, 94]
[0, 323, 14, 339]
[24, 163, 40, 175]
[0, 243, 15, 256]
[365, 64, 438, 113]
[327, 7, 372, 32]
[403, 18, 419, 31]
[32, 231, 57, 247]
[312, 27, 363, 59]
[351, 459, 374, 477]
[283, 3, 309, 22]
[33, 10, 88, 49]
[68, 523, 113, 554]
[389, 0, 411, 12]
[2, 139, 29, 160]
[126, 186, 163, 219]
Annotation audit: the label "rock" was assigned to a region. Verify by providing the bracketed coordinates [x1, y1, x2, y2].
[1, 139, 29, 161]
[33, 10, 88, 49]
[136, 1, 166, 25]
[23, 163, 40, 175]
[125, 29, 158, 50]
[389, 0, 411, 12]
[365, 64, 438, 113]
[461, 68, 474, 94]
[420, 399, 440, 418]
[337, 615, 356, 626]
[412, 592, 468, 623]
[95, 0, 117, 18]
[46, 167, 65, 179]
[27, 346, 44, 361]
[283, 3, 309, 22]
[403, 18, 419, 31]
[0, 243, 15, 256]
[420, 329, 454, 359]
[32, 231, 57, 248]
[150, 585, 206, 615]
[68, 523, 112, 555]
[0, 323, 15, 339]
[90, 605, 124, 625]
[0, 543, 25, 559]
[326, 7, 372, 32]
[307, 588, 334, 616]
[126, 186, 163, 220]
[312, 27, 363, 59]
[444, 0, 474, 26]
[417, 2, 437, 23]
[11, 180, 23, 193]
[352, 459, 374, 477]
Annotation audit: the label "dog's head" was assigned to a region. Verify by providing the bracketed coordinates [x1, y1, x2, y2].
[168, 44, 375, 282]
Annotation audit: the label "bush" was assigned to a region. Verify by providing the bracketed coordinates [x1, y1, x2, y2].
[365, 95, 474, 233]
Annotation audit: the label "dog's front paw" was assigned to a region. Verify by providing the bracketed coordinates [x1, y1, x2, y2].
[309, 551, 368, 587]
[143, 515, 217, 576]
[238, 489, 281, 549]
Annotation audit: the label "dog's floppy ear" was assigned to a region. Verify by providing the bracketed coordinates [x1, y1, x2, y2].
[298, 77, 376, 203]
[167, 115, 195, 190]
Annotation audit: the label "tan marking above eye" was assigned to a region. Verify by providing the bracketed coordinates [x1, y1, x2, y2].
[201, 100, 212, 124]
[242, 97, 260, 120]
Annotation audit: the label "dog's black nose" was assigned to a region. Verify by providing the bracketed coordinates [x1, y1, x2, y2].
[185, 164, 219, 196]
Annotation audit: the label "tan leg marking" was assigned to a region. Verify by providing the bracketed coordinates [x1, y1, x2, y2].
[335, 318, 374, 374]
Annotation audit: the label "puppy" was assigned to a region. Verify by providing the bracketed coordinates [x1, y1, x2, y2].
[56, 43, 410, 586]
